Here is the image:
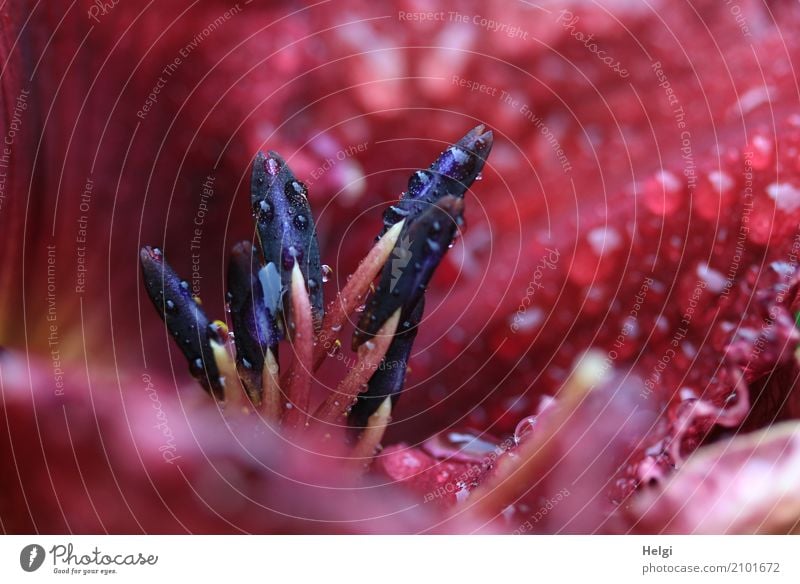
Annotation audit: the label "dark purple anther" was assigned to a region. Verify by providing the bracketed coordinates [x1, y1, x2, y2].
[251, 151, 323, 328]
[139, 246, 224, 400]
[348, 298, 424, 429]
[353, 195, 464, 349]
[380, 125, 492, 235]
[227, 241, 281, 402]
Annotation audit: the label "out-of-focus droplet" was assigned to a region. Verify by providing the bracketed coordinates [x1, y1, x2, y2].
[642, 170, 684, 216]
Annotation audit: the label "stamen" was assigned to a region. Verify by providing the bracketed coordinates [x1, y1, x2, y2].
[353, 196, 464, 349]
[349, 397, 392, 472]
[464, 352, 608, 518]
[209, 325, 247, 407]
[313, 220, 404, 370]
[380, 124, 492, 234]
[313, 310, 401, 425]
[139, 246, 224, 400]
[139, 126, 493, 471]
[282, 261, 315, 430]
[250, 151, 323, 329]
[227, 241, 280, 404]
[348, 298, 424, 429]
[259, 348, 282, 421]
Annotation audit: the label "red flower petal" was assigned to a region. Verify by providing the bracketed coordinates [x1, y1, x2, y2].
[629, 421, 800, 534]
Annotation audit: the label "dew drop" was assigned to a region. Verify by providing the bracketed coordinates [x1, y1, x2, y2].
[766, 182, 800, 212]
[747, 134, 774, 170]
[696, 263, 728, 294]
[290, 180, 307, 197]
[321, 265, 333, 283]
[265, 157, 281, 176]
[423, 429, 504, 463]
[642, 170, 683, 216]
[365, 341, 376, 350]
[709, 170, 734, 194]
[256, 200, 273, 223]
[509, 308, 543, 333]
[327, 340, 341, 357]
[450, 147, 469, 165]
[165, 299, 176, 312]
[180, 280, 190, 291]
[586, 226, 622, 256]
[293, 214, 308, 230]
[514, 416, 538, 445]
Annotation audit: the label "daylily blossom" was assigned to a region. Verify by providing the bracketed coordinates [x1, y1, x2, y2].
[2, 0, 800, 534]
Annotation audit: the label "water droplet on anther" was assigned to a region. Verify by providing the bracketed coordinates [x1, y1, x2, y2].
[256, 200, 273, 223]
[265, 157, 281, 176]
[287, 180, 307, 198]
